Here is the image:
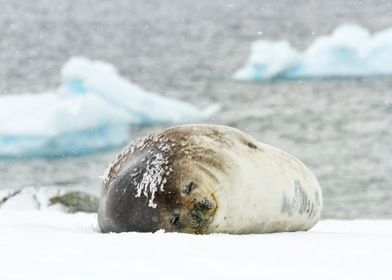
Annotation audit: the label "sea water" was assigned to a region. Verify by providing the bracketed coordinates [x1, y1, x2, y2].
[1, 0, 391, 219]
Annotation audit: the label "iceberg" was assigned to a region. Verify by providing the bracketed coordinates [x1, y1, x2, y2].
[0, 57, 220, 158]
[234, 24, 392, 80]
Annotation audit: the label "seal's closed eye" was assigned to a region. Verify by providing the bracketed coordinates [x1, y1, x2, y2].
[183, 181, 194, 194]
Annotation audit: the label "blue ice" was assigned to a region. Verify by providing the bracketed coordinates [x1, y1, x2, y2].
[234, 24, 392, 80]
[0, 57, 220, 158]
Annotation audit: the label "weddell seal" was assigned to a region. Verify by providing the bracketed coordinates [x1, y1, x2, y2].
[98, 124, 322, 234]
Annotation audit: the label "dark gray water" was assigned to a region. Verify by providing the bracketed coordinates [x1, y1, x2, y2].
[1, 0, 392, 219]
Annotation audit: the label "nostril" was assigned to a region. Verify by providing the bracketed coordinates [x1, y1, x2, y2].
[170, 214, 180, 226]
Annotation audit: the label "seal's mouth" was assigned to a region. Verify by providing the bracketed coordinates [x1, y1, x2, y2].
[189, 197, 217, 233]
[167, 196, 217, 234]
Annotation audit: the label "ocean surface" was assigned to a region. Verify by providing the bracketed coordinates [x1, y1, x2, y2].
[1, 0, 392, 219]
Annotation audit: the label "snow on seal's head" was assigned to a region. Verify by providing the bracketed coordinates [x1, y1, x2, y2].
[98, 124, 322, 234]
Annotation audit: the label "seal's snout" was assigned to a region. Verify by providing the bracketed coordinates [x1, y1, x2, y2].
[189, 197, 217, 233]
[166, 207, 215, 234]
[166, 187, 217, 234]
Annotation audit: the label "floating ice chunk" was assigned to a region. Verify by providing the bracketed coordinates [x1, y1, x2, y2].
[234, 24, 392, 80]
[0, 57, 220, 158]
[61, 57, 220, 124]
[298, 25, 371, 77]
[234, 40, 300, 80]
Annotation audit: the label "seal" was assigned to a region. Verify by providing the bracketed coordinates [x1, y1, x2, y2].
[98, 124, 322, 234]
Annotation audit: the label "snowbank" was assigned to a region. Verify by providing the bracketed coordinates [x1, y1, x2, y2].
[234, 24, 392, 80]
[0, 211, 390, 280]
[0, 57, 220, 158]
[0, 187, 98, 213]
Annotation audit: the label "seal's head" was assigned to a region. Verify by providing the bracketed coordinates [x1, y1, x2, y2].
[98, 125, 234, 234]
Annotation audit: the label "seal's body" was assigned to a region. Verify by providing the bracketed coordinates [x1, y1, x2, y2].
[98, 124, 322, 234]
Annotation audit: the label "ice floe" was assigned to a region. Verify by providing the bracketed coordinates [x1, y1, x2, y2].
[0, 57, 220, 158]
[234, 24, 392, 80]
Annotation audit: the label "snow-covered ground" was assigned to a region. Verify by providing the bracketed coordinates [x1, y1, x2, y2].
[0, 211, 390, 280]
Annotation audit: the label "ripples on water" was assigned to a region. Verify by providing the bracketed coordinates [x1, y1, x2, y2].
[1, 0, 391, 218]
